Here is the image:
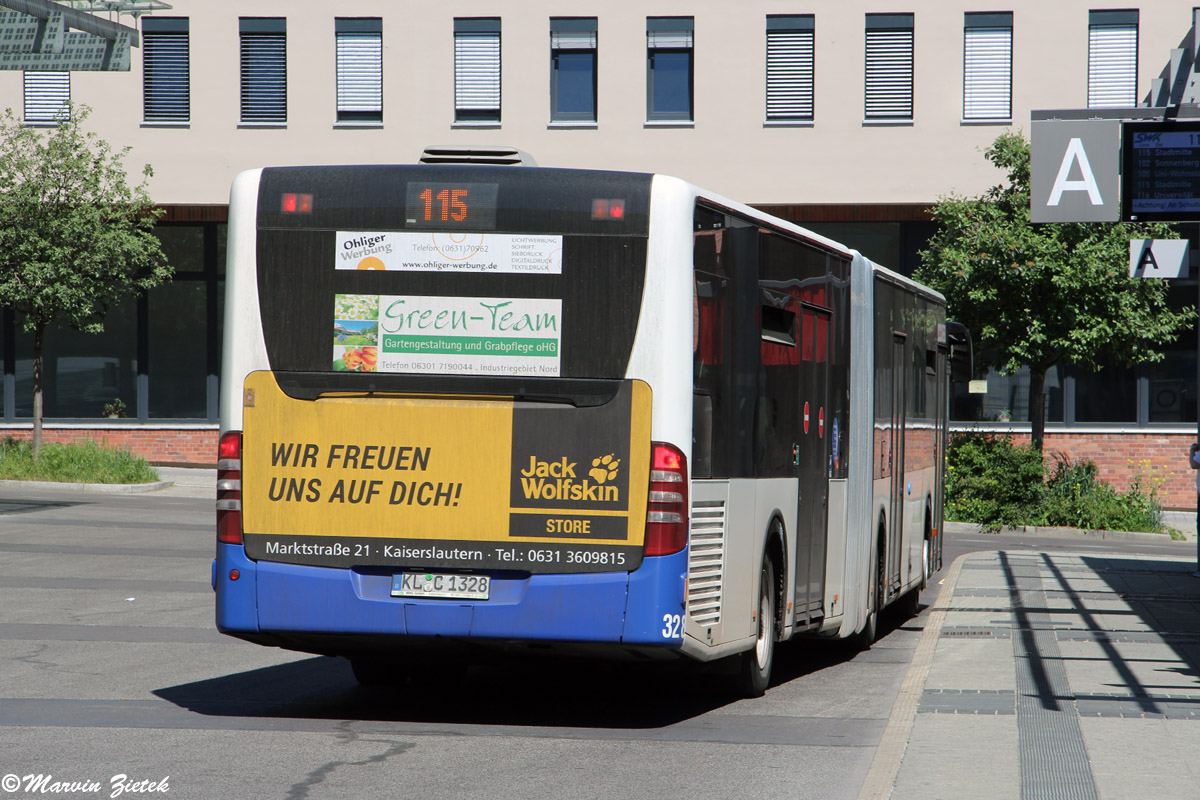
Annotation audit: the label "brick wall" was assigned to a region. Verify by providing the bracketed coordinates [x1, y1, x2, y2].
[0, 426, 219, 467]
[983, 431, 1198, 511]
[2, 424, 1196, 511]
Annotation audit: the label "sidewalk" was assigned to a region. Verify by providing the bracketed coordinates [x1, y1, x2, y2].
[0, 466, 215, 497]
[153, 465, 216, 498]
[862, 550, 1200, 799]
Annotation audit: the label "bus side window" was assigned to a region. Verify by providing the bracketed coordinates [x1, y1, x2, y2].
[912, 345, 926, 418]
[693, 272, 724, 477]
[694, 219, 728, 478]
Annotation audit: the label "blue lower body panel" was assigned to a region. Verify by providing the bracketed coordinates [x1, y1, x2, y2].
[214, 543, 688, 652]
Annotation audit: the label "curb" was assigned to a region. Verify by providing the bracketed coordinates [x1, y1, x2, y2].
[0, 479, 174, 494]
[857, 552, 970, 800]
[943, 520, 1178, 543]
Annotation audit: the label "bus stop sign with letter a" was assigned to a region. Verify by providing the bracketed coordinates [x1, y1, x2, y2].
[1031, 119, 1121, 223]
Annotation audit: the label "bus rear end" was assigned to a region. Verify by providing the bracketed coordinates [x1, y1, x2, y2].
[213, 165, 690, 672]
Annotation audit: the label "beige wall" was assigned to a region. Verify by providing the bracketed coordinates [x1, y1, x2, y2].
[0, 1, 1191, 206]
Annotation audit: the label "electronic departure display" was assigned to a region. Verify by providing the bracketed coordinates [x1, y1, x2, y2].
[405, 182, 499, 229]
[1121, 121, 1200, 221]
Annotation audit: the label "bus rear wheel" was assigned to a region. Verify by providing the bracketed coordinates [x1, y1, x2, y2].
[852, 538, 885, 650]
[350, 655, 466, 687]
[736, 558, 777, 698]
[349, 656, 395, 686]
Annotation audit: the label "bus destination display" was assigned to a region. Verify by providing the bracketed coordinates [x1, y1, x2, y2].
[405, 182, 499, 229]
[1122, 122, 1200, 221]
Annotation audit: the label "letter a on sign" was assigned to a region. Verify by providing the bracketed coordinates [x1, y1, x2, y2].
[1048, 138, 1103, 206]
[1138, 246, 1158, 271]
[1046, 138, 1099, 206]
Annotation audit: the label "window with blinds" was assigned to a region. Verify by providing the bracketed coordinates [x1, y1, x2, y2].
[143, 17, 189, 123]
[766, 15, 815, 122]
[455, 18, 501, 123]
[240, 18, 286, 124]
[551, 17, 597, 123]
[1088, 10, 1138, 108]
[963, 12, 1012, 122]
[647, 17, 694, 122]
[864, 14, 914, 122]
[23, 71, 69, 124]
[336, 18, 382, 123]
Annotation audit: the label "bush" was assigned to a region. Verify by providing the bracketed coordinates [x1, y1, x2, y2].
[1038, 457, 1162, 533]
[945, 433, 1045, 530]
[0, 437, 159, 484]
[945, 433, 1165, 533]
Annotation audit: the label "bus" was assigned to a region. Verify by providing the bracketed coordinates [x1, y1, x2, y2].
[213, 160, 956, 696]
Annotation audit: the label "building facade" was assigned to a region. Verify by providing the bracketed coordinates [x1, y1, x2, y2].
[0, 1, 1197, 506]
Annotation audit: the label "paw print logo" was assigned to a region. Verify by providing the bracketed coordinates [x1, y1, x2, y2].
[589, 454, 620, 484]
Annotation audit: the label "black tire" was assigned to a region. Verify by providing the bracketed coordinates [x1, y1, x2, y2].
[920, 534, 931, 590]
[351, 656, 466, 688]
[851, 538, 885, 650]
[851, 604, 877, 651]
[902, 537, 926, 618]
[920, 511, 932, 591]
[349, 657, 395, 686]
[900, 585, 921, 619]
[736, 558, 777, 698]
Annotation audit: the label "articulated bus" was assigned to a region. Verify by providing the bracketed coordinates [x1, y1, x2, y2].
[213, 162, 954, 696]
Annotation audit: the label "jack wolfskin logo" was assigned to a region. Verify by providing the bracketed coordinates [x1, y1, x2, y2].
[519, 453, 620, 503]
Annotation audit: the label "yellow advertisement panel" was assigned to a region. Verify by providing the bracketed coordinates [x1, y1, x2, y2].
[241, 372, 651, 573]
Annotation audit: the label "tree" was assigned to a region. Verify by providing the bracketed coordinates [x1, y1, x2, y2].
[916, 131, 1194, 452]
[0, 104, 171, 457]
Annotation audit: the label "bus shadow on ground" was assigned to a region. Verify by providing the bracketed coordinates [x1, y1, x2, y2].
[0, 498, 80, 515]
[155, 634, 869, 729]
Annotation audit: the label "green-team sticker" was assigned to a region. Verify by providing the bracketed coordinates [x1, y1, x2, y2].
[333, 294, 562, 377]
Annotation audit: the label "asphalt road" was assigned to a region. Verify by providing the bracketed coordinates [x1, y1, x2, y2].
[0, 486, 1192, 800]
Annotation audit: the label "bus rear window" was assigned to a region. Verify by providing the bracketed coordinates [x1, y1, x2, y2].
[254, 167, 652, 380]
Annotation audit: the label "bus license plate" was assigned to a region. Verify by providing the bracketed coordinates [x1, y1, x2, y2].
[391, 572, 490, 600]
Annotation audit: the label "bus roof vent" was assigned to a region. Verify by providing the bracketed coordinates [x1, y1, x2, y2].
[419, 145, 538, 167]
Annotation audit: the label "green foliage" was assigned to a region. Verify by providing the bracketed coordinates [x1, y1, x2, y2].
[0, 104, 170, 334]
[0, 104, 171, 454]
[0, 437, 159, 484]
[1038, 458, 1163, 533]
[916, 132, 1194, 449]
[945, 432, 1165, 533]
[945, 432, 1046, 530]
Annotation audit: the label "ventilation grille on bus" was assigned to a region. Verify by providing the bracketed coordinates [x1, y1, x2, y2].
[418, 145, 538, 166]
[687, 500, 726, 626]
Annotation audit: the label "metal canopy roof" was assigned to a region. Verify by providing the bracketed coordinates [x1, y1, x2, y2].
[0, 0, 172, 71]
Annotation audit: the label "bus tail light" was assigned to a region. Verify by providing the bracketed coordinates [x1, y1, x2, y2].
[591, 198, 626, 220]
[281, 193, 313, 214]
[216, 431, 243, 545]
[645, 442, 688, 556]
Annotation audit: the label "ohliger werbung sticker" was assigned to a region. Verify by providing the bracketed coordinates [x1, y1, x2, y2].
[336, 231, 563, 274]
[239, 373, 652, 573]
[333, 294, 562, 377]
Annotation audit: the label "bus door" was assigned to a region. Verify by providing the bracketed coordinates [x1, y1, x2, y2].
[793, 304, 830, 625]
[888, 332, 907, 599]
[933, 342, 948, 575]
